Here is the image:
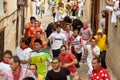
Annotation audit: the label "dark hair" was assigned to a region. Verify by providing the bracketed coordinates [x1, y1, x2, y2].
[72, 18, 83, 31]
[45, 22, 56, 38]
[63, 16, 72, 23]
[60, 45, 67, 50]
[11, 56, 20, 65]
[23, 77, 35, 80]
[92, 57, 101, 63]
[91, 37, 96, 41]
[30, 64, 37, 70]
[30, 16, 36, 21]
[21, 37, 29, 46]
[3, 50, 12, 57]
[34, 39, 42, 45]
[52, 57, 61, 62]
[55, 22, 62, 28]
[73, 29, 79, 33]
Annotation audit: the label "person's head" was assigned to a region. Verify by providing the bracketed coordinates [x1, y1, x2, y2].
[23, 77, 35, 80]
[9, 56, 20, 71]
[90, 37, 97, 46]
[35, 21, 41, 27]
[97, 29, 103, 37]
[83, 21, 88, 28]
[63, 16, 72, 23]
[52, 57, 61, 70]
[30, 16, 36, 23]
[2, 50, 12, 63]
[29, 64, 37, 75]
[34, 39, 42, 51]
[92, 57, 101, 70]
[101, 10, 106, 18]
[20, 38, 29, 47]
[65, 23, 71, 31]
[56, 23, 62, 33]
[73, 29, 79, 37]
[60, 45, 67, 55]
[36, 31, 41, 39]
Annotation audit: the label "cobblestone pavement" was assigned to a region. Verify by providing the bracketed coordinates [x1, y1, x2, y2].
[38, 9, 117, 80]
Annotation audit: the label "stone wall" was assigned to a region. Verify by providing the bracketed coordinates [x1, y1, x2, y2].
[0, 0, 20, 54]
[107, 17, 120, 80]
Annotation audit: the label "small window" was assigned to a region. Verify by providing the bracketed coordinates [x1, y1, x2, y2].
[17, 0, 27, 6]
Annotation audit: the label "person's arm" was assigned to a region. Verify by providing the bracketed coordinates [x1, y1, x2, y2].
[106, 0, 114, 6]
[91, 47, 100, 58]
[63, 58, 78, 67]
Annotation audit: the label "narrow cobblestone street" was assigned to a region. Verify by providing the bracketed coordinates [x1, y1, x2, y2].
[37, 9, 117, 80]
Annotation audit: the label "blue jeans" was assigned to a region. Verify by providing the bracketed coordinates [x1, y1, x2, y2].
[36, 6, 40, 15]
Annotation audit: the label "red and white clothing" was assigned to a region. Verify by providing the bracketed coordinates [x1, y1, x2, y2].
[59, 52, 77, 73]
[63, 31, 73, 41]
[80, 27, 93, 46]
[89, 66, 111, 80]
[0, 62, 11, 72]
[2, 67, 36, 80]
[69, 35, 83, 53]
[86, 45, 100, 75]
[16, 47, 32, 68]
[106, 0, 120, 23]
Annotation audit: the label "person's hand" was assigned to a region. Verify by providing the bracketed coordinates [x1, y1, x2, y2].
[63, 63, 69, 67]
[21, 60, 27, 64]
[0, 72, 5, 76]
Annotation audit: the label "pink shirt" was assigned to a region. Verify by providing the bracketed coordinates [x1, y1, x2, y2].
[2, 68, 36, 80]
[59, 52, 77, 73]
[80, 27, 93, 40]
[63, 31, 73, 40]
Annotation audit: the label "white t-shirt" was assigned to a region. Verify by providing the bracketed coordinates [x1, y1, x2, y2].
[86, 45, 100, 63]
[100, 18, 106, 30]
[0, 62, 11, 72]
[16, 47, 32, 68]
[113, 0, 120, 9]
[48, 32, 67, 50]
[71, 36, 83, 53]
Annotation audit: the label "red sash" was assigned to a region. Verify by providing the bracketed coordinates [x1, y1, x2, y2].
[12, 67, 22, 80]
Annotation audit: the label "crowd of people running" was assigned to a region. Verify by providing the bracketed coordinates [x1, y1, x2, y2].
[1, 0, 120, 80]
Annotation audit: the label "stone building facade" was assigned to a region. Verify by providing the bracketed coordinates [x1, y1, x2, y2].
[0, 0, 33, 60]
[0, 0, 18, 60]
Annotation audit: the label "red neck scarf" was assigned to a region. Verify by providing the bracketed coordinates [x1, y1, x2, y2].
[83, 26, 89, 30]
[20, 45, 28, 50]
[2, 59, 9, 64]
[12, 67, 22, 80]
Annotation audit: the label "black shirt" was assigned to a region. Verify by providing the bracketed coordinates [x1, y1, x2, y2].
[46, 67, 70, 80]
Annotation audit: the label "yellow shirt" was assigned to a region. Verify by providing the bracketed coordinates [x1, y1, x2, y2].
[37, 74, 44, 80]
[94, 34, 107, 51]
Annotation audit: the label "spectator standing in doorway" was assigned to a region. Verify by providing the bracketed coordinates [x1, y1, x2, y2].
[106, 0, 120, 27]
[94, 29, 108, 69]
